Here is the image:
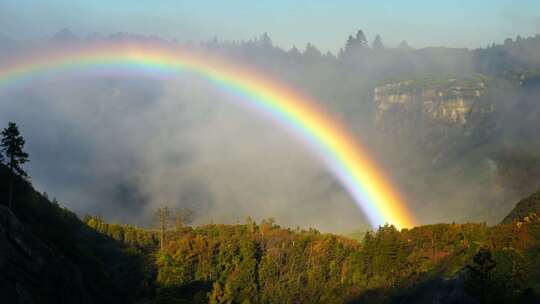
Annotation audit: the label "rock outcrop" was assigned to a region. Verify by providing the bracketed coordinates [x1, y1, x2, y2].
[0, 205, 92, 304]
[502, 189, 540, 224]
[374, 76, 495, 163]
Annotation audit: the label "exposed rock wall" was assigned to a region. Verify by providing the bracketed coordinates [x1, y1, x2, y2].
[374, 77, 495, 162]
[501, 189, 540, 224]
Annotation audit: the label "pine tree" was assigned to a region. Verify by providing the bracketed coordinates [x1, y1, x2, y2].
[1, 122, 29, 209]
[372, 34, 384, 50]
[465, 248, 497, 303]
[340, 29, 369, 60]
[259, 32, 272, 48]
[345, 35, 355, 52]
[355, 30, 368, 48]
[304, 42, 322, 59]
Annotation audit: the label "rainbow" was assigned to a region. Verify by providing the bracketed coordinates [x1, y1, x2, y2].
[0, 43, 415, 229]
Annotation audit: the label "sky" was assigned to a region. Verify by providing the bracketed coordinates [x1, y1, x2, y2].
[0, 0, 539, 52]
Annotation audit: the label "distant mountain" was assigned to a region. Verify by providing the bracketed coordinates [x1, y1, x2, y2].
[502, 189, 540, 224]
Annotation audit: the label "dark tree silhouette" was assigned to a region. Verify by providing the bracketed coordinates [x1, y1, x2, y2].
[355, 30, 368, 48]
[372, 34, 384, 50]
[344, 34, 355, 51]
[465, 248, 497, 304]
[398, 40, 411, 50]
[1, 122, 29, 209]
[304, 42, 322, 59]
[340, 29, 370, 60]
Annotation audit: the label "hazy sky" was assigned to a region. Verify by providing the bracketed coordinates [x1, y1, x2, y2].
[1, 0, 538, 51]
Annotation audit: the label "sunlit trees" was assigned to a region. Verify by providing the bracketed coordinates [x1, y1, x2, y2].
[79, 210, 540, 303]
[208, 282, 233, 304]
[82, 206, 540, 303]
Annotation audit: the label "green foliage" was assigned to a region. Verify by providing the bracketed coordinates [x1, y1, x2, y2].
[5, 159, 540, 303]
[85, 215, 159, 252]
[149, 221, 531, 303]
[377, 74, 488, 95]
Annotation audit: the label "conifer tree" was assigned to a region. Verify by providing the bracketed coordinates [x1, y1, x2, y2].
[466, 248, 497, 303]
[355, 30, 368, 48]
[372, 34, 384, 50]
[1, 122, 29, 209]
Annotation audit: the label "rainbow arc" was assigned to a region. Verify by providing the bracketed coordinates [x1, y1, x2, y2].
[0, 43, 415, 229]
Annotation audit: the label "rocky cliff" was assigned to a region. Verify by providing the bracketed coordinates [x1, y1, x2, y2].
[374, 76, 495, 163]
[502, 189, 540, 224]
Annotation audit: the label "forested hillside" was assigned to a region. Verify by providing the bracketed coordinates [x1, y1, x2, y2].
[89, 205, 540, 303]
[3, 158, 540, 303]
[0, 164, 155, 303]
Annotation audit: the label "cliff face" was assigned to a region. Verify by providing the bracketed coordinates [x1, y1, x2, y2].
[374, 77, 495, 163]
[502, 189, 540, 224]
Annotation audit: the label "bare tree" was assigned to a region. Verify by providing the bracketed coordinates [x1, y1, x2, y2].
[174, 208, 195, 230]
[155, 207, 170, 252]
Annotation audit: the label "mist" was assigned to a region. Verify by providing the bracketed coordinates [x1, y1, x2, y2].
[1, 29, 540, 233]
[0, 47, 366, 232]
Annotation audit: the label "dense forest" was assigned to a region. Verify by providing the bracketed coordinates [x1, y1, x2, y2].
[87, 211, 540, 303]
